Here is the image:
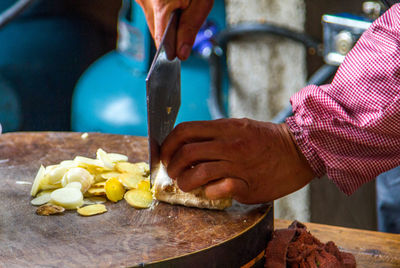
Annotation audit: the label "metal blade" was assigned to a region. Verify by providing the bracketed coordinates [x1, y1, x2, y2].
[146, 11, 181, 186]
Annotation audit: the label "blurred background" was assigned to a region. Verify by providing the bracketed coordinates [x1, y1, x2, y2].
[0, 0, 380, 230]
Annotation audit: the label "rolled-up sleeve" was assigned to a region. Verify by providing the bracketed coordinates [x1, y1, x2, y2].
[286, 4, 400, 195]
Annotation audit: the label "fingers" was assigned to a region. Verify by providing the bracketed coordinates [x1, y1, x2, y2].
[175, 160, 234, 191]
[167, 140, 231, 180]
[136, 0, 214, 59]
[175, 163, 250, 203]
[177, 0, 214, 60]
[204, 178, 249, 201]
[161, 120, 224, 166]
[153, 0, 190, 48]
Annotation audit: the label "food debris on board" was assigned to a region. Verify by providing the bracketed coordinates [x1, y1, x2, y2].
[16, 181, 32, 185]
[29, 148, 152, 216]
[36, 204, 65, 216]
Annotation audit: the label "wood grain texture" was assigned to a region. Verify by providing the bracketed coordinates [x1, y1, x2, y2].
[275, 219, 400, 268]
[0, 132, 272, 267]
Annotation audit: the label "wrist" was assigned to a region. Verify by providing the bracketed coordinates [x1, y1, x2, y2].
[278, 123, 315, 179]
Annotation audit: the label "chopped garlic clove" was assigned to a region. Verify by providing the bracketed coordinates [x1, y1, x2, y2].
[50, 187, 84, 210]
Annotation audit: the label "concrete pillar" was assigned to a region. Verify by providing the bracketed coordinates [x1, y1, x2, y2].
[225, 0, 310, 221]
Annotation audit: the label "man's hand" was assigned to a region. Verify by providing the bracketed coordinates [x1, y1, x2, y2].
[161, 119, 315, 204]
[135, 0, 214, 60]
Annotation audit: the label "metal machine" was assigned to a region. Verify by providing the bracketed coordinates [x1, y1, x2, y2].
[322, 12, 374, 66]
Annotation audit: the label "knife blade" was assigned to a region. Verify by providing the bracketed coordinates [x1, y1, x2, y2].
[146, 11, 181, 187]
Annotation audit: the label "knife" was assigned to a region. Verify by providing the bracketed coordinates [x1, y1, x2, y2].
[146, 11, 181, 187]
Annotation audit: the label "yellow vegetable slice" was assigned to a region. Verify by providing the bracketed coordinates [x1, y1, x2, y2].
[74, 156, 104, 167]
[124, 189, 153, 209]
[37, 189, 55, 197]
[74, 156, 110, 174]
[99, 171, 121, 180]
[135, 162, 150, 176]
[38, 175, 61, 192]
[83, 196, 107, 205]
[45, 165, 68, 185]
[137, 180, 150, 191]
[31, 193, 52, 206]
[65, 182, 82, 190]
[77, 204, 107, 216]
[59, 160, 77, 169]
[87, 187, 106, 196]
[107, 153, 128, 163]
[96, 148, 114, 169]
[115, 162, 148, 175]
[93, 181, 106, 188]
[61, 167, 94, 193]
[31, 165, 46, 197]
[118, 173, 143, 189]
[94, 174, 106, 183]
[50, 187, 84, 210]
[105, 177, 125, 202]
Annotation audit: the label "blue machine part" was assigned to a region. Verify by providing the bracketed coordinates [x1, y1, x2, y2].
[72, 0, 227, 136]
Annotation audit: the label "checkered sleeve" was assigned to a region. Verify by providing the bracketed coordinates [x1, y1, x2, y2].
[286, 4, 400, 195]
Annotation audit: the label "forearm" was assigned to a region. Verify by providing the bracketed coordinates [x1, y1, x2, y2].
[287, 4, 400, 194]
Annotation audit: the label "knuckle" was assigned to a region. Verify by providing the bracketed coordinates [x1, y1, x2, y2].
[237, 118, 251, 128]
[193, 164, 212, 180]
[180, 143, 193, 159]
[174, 122, 188, 136]
[231, 138, 247, 153]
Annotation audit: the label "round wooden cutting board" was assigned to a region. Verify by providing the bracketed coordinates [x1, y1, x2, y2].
[0, 132, 273, 267]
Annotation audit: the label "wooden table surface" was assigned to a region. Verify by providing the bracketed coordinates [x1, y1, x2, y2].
[1, 131, 399, 267]
[0, 132, 272, 267]
[275, 219, 400, 267]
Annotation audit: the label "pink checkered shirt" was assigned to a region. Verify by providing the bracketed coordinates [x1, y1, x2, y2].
[286, 4, 400, 195]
